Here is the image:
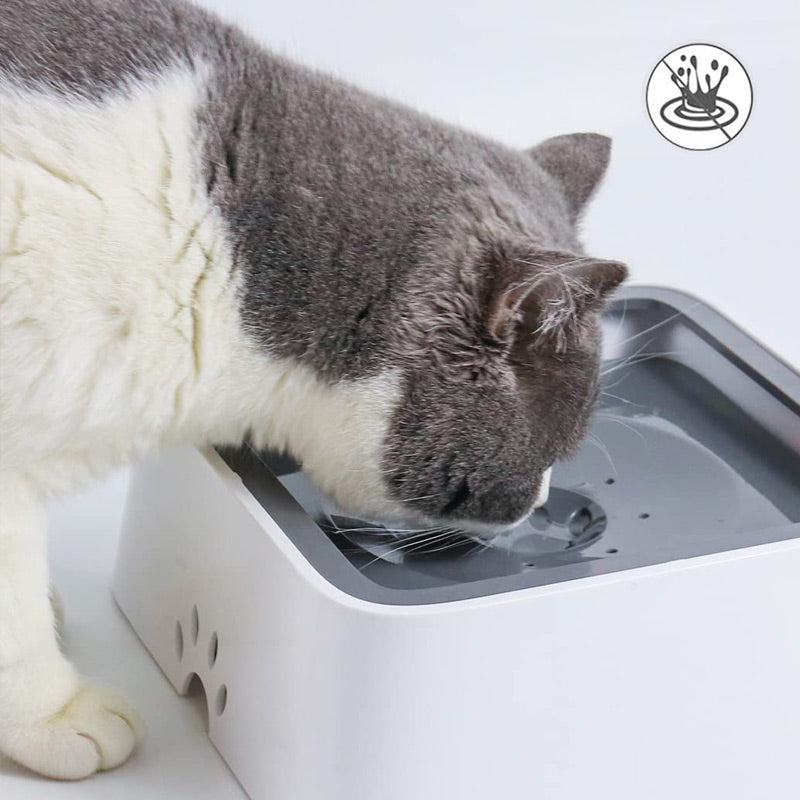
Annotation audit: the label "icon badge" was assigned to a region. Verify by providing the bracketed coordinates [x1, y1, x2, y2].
[646, 44, 752, 150]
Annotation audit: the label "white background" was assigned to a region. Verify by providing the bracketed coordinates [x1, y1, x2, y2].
[2, 0, 797, 797]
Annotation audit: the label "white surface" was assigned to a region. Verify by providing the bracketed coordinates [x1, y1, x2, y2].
[112, 447, 800, 800]
[2, 0, 797, 797]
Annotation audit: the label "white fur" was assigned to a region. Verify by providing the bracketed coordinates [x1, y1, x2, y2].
[0, 67, 401, 778]
[534, 466, 552, 508]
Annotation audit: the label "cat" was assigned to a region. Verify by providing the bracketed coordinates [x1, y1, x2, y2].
[0, 0, 627, 781]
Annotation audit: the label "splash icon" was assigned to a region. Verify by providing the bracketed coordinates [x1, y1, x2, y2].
[661, 53, 738, 134]
[646, 44, 752, 150]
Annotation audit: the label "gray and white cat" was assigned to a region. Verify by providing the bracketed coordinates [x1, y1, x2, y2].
[0, 0, 626, 780]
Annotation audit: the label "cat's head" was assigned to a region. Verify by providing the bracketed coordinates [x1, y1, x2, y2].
[290, 133, 627, 534]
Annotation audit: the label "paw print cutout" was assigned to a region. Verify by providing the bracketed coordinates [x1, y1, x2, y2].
[174, 604, 228, 719]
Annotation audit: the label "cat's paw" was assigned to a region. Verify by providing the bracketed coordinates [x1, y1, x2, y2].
[4, 685, 143, 780]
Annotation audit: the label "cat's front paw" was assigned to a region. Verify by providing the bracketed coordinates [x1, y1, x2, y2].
[4, 685, 143, 780]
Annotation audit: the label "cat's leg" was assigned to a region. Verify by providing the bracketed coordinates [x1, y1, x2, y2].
[0, 473, 143, 779]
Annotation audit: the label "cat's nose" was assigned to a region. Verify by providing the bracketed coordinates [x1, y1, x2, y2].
[532, 467, 552, 509]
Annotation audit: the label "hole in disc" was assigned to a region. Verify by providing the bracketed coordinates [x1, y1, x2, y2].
[208, 632, 218, 669]
[175, 621, 184, 661]
[215, 684, 228, 716]
[190, 605, 199, 645]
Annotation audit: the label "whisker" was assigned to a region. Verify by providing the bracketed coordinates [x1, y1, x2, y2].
[600, 337, 656, 374]
[399, 530, 466, 558]
[358, 529, 459, 569]
[599, 390, 647, 410]
[601, 349, 682, 377]
[610, 297, 628, 342]
[594, 414, 649, 446]
[601, 369, 639, 393]
[585, 432, 618, 477]
[458, 540, 491, 559]
[610, 304, 700, 350]
[417, 533, 474, 555]
[396, 492, 445, 503]
[324, 524, 391, 535]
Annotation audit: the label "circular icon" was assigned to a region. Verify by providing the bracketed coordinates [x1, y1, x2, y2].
[646, 44, 752, 150]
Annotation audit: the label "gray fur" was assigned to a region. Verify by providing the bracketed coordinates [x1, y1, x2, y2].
[530, 133, 613, 222]
[0, 0, 627, 528]
[0, 0, 204, 98]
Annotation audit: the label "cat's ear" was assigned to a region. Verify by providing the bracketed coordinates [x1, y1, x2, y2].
[486, 249, 627, 341]
[528, 133, 611, 221]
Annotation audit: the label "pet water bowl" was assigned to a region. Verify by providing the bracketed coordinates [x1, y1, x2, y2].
[113, 287, 800, 800]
